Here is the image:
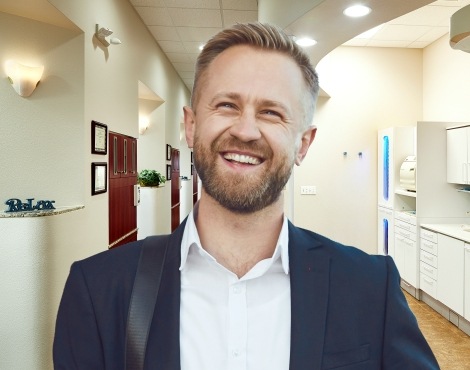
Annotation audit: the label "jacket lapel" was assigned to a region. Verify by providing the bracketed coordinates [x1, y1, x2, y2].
[288, 223, 330, 370]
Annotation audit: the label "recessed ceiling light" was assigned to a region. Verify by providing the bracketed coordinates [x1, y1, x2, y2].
[343, 5, 371, 17]
[295, 37, 317, 47]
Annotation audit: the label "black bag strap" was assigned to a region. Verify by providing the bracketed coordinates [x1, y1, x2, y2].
[125, 235, 170, 370]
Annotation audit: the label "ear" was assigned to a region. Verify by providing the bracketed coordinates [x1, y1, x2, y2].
[295, 126, 317, 165]
[183, 106, 196, 149]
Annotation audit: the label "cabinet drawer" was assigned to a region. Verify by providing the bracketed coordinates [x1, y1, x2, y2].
[394, 211, 416, 225]
[420, 273, 437, 299]
[420, 260, 438, 280]
[420, 228, 438, 243]
[420, 249, 438, 268]
[395, 219, 417, 233]
[420, 238, 438, 256]
[395, 226, 417, 241]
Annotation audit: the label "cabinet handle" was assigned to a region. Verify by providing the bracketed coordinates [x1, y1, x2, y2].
[422, 244, 432, 251]
[422, 254, 433, 261]
[422, 231, 435, 239]
[423, 276, 434, 284]
[422, 265, 433, 273]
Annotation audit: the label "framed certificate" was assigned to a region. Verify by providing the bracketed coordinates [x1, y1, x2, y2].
[92, 162, 107, 195]
[92, 120, 108, 154]
[166, 164, 171, 180]
[166, 144, 172, 160]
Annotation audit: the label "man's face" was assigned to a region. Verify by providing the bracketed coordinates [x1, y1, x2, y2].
[185, 45, 316, 213]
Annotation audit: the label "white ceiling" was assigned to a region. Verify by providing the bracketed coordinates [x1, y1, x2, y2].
[129, 0, 470, 91]
[2, 0, 469, 92]
[344, 0, 470, 48]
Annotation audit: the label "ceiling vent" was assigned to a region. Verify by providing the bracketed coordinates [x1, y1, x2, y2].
[450, 4, 470, 52]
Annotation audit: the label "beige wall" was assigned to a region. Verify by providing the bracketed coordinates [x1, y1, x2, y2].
[0, 0, 190, 368]
[294, 46, 423, 253]
[0, 12, 84, 204]
[423, 35, 470, 123]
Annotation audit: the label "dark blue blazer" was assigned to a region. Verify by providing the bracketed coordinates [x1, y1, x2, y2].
[53, 220, 439, 369]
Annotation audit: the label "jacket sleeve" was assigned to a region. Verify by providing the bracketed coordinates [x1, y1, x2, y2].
[382, 256, 440, 369]
[53, 262, 105, 370]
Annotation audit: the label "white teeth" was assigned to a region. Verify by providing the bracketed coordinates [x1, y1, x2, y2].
[224, 153, 261, 165]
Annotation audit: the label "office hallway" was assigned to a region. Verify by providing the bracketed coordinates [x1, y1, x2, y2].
[406, 292, 470, 369]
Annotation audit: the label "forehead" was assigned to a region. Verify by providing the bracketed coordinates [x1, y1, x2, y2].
[202, 45, 306, 98]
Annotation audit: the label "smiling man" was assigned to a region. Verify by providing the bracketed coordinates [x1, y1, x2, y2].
[54, 23, 439, 369]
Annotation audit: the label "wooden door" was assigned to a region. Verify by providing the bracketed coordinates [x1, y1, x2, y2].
[191, 152, 198, 205]
[170, 148, 180, 231]
[109, 132, 138, 248]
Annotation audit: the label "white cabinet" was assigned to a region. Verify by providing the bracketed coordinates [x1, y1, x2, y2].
[420, 229, 438, 299]
[394, 212, 417, 288]
[465, 244, 470, 321]
[437, 234, 464, 316]
[447, 125, 470, 184]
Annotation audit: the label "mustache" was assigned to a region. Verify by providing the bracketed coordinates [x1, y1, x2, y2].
[211, 137, 273, 157]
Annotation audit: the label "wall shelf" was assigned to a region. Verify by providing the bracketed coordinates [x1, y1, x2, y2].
[0, 205, 84, 218]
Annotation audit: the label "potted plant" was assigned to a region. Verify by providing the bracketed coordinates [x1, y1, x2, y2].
[138, 169, 166, 187]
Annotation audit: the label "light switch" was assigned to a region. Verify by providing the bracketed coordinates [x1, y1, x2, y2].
[301, 185, 316, 195]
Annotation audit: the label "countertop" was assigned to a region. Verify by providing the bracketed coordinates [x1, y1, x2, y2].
[421, 223, 470, 244]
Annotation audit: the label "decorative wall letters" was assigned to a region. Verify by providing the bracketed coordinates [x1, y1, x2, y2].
[5, 198, 56, 213]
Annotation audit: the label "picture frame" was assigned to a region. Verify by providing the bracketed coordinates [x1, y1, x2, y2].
[91, 162, 107, 195]
[91, 120, 108, 155]
[166, 144, 172, 161]
[166, 164, 171, 180]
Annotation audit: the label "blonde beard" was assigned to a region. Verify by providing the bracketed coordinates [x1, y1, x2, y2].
[193, 135, 294, 214]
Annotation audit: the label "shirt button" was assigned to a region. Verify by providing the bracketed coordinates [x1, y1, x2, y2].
[232, 349, 240, 357]
[232, 285, 241, 294]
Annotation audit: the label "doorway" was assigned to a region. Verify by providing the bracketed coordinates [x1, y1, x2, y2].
[170, 147, 180, 231]
[108, 131, 138, 248]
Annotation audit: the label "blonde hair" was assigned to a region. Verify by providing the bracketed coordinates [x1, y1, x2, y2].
[191, 22, 319, 126]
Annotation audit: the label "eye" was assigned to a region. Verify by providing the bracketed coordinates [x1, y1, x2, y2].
[216, 102, 236, 109]
[261, 110, 283, 119]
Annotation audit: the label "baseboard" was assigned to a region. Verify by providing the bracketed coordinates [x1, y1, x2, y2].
[420, 290, 470, 337]
[401, 279, 418, 299]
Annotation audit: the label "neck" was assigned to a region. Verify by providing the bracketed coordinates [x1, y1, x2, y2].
[195, 190, 285, 278]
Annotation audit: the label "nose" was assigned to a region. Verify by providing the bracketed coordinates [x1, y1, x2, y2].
[228, 110, 262, 142]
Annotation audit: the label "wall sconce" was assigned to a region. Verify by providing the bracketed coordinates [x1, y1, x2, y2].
[5, 60, 44, 97]
[139, 116, 150, 135]
[95, 24, 122, 47]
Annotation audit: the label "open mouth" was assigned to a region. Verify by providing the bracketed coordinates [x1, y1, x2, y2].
[223, 152, 262, 165]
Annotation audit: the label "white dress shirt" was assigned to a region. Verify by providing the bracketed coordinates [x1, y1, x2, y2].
[179, 210, 291, 370]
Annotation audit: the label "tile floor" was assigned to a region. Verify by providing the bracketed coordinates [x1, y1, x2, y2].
[405, 292, 470, 369]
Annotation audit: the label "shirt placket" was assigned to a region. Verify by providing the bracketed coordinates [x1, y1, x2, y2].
[227, 279, 247, 370]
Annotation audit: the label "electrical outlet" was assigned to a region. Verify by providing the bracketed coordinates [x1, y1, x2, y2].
[301, 185, 316, 195]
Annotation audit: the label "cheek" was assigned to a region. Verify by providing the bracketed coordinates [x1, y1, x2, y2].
[195, 116, 232, 141]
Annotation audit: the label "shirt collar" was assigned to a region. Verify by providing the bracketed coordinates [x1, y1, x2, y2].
[180, 208, 290, 275]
